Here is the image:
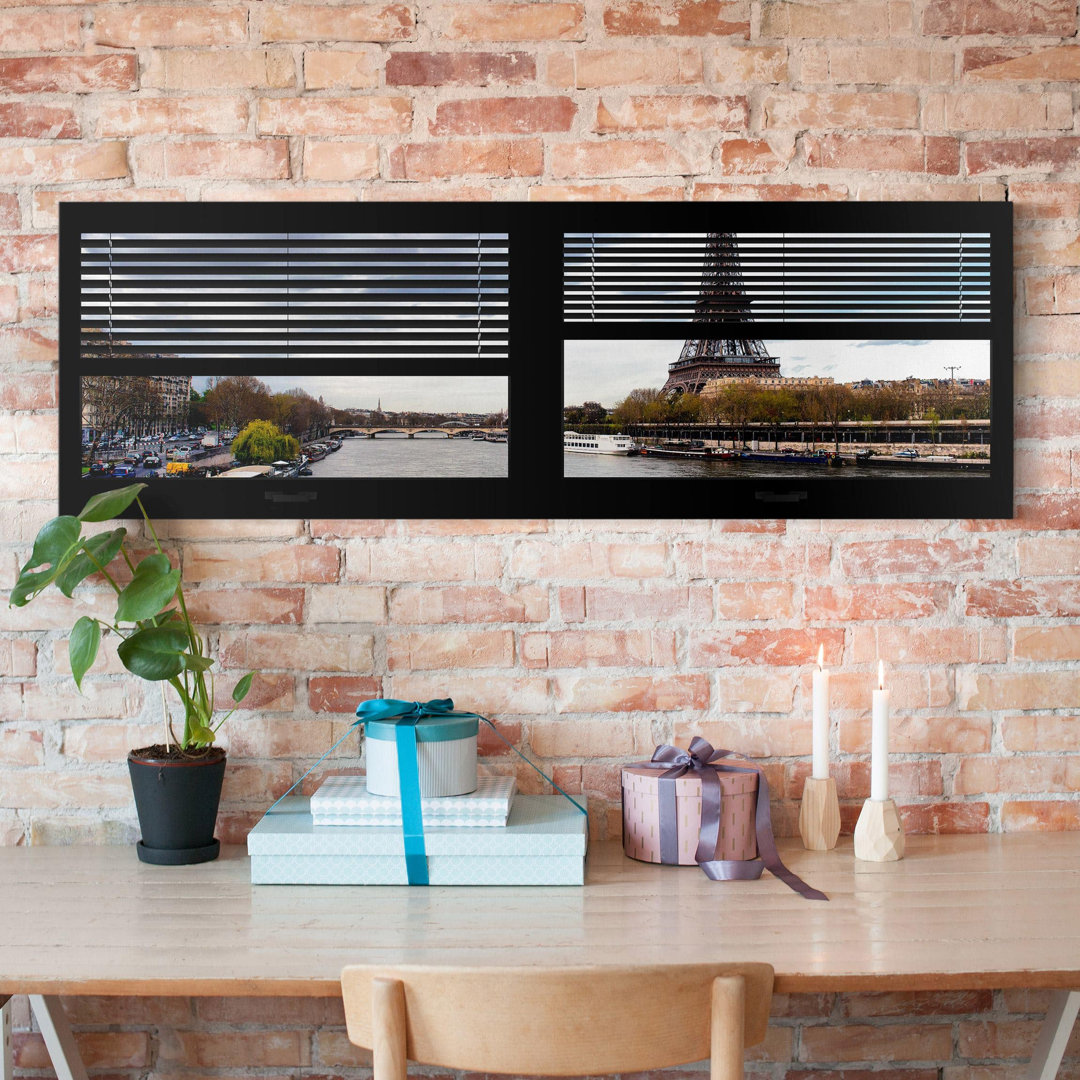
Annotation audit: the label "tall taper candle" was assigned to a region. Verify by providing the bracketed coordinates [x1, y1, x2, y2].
[871, 659, 890, 801]
[812, 644, 829, 779]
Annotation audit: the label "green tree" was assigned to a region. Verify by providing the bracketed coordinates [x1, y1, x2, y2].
[925, 407, 941, 444]
[232, 420, 300, 465]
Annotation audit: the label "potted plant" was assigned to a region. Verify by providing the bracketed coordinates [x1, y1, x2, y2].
[8, 483, 253, 865]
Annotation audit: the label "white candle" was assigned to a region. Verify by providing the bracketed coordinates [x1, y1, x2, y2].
[811, 643, 829, 779]
[871, 659, 890, 801]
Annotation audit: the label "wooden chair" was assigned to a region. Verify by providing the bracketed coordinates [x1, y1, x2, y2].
[340, 962, 774, 1080]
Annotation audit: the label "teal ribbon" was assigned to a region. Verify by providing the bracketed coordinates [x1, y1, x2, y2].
[266, 698, 588, 887]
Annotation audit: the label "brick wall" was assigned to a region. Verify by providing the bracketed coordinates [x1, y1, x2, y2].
[1, 0, 1079, 1076]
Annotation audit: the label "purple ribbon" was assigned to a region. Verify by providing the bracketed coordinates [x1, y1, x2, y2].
[637, 737, 827, 902]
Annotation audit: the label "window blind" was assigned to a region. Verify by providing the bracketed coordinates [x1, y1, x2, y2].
[563, 232, 991, 323]
[79, 232, 510, 361]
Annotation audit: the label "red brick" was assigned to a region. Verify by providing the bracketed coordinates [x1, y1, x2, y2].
[0, 639, 36, 678]
[259, 96, 412, 135]
[142, 49, 295, 89]
[764, 92, 919, 130]
[0, 192, 17, 230]
[689, 627, 843, 667]
[604, 0, 749, 36]
[530, 716, 653, 756]
[439, 3, 585, 41]
[387, 50, 536, 86]
[522, 629, 676, 669]
[133, 140, 290, 181]
[1013, 626, 1080, 662]
[406, 519, 548, 536]
[0, 327, 57, 363]
[303, 48, 381, 89]
[959, 670, 1080, 711]
[1002, 800, 1080, 831]
[963, 46, 1080, 82]
[569, 584, 713, 622]
[221, 629, 373, 674]
[924, 91, 1072, 132]
[262, 4, 415, 41]
[680, 538, 830, 579]
[308, 675, 381, 713]
[0, 142, 127, 183]
[95, 4, 248, 46]
[389, 673, 549, 714]
[390, 584, 548, 623]
[365, 184, 494, 201]
[0, 770, 133, 809]
[596, 94, 747, 133]
[1002, 714, 1080, 752]
[510, 540, 666, 578]
[924, 0, 1075, 34]
[904, 802, 993, 835]
[762, 0, 912, 36]
[387, 629, 514, 670]
[707, 44, 788, 84]
[0, 728, 43, 766]
[94, 97, 248, 137]
[841, 713, 991, 755]
[387, 138, 542, 180]
[1011, 183, 1080, 221]
[194, 996, 345, 1024]
[967, 139, 1080, 176]
[162, 1031, 309, 1068]
[806, 134, 959, 175]
[551, 139, 699, 178]
[719, 137, 795, 173]
[966, 580, 1080, 618]
[575, 47, 702, 87]
[839, 538, 991, 577]
[803, 45, 954, 84]
[694, 182, 847, 201]
[303, 141, 379, 181]
[0, 102, 79, 138]
[531, 182, 687, 200]
[184, 543, 338, 584]
[554, 674, 709, 713]
[185, 587, 304, 626]
[839, 990, 993, 1018]
[15, 1032, 149, 1070]
[63, 996, 193, 1025]
[0, 8, 80, 49]
[806, 583, 952, 621]
[30, 188, 186, 230]
[431, 95, 574, 135]
[955, 756, 1072, 796]
[0, 55, 136, 93]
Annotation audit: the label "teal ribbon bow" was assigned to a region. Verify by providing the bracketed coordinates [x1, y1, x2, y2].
[267, 698, 587, 887]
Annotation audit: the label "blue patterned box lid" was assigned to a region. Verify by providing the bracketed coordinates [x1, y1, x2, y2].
[310, 774, 516, 826]
[248, 794, 588, 858]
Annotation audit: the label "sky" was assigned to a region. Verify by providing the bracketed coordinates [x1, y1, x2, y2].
[192, 375, 508, 413]
[564, 339, 991, 408]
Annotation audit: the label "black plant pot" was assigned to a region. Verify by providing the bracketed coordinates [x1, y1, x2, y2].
[127, 746, 226, 865]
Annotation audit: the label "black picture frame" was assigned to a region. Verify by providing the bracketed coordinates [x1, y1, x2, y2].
[59, 200, 1012, 520]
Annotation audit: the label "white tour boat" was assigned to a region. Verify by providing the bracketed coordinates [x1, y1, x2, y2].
[563, 432, 639, 456]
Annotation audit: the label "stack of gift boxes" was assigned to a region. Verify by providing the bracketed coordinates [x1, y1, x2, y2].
[248, 706, 588, 885]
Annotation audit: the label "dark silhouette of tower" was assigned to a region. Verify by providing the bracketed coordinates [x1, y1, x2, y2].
[661, 233, 780, 396]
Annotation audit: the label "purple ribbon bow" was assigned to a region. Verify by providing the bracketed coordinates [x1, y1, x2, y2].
[639, 737, 827, 902]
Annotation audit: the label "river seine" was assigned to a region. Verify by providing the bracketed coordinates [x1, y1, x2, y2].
[306, 435, 508, 479]
[563, 453, 985, 480]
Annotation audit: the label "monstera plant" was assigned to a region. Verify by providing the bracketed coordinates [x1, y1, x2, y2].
[9, 483, 253, 864]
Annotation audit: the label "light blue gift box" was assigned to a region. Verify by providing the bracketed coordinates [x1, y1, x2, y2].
[248, 794, 588, 886]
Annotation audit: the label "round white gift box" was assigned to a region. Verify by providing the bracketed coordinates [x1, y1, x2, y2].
[364, 713, 478, 798]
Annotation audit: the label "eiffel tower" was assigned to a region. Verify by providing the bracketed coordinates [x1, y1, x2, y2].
[661, 232, 780, 397]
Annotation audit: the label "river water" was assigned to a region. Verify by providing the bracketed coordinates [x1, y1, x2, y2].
[306, 435, 508, 479]
[563, 453, 987, 480]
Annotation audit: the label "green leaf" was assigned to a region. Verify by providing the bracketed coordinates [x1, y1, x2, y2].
[232, 671, 255, 703]
[187, 725, 216, 746]
[115, 553, 180, 624]
[68, 616, 101, 691]
[117, 625, 189, 681]
[9, 516, 83, 607]
[180, 652, 214, 673]
[78, 483, 147, 524]
[55, 528, 127, 598]
[152, 608, 183, 627]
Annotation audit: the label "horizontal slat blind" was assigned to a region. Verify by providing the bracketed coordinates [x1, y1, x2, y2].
[80, 232, 509, 361]
[563, 232, 991, 323]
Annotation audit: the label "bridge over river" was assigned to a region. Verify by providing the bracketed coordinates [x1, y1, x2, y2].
[330, 427, 508, 439]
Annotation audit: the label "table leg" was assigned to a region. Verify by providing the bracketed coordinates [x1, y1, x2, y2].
[1, 996, 12, 1080]
[1026, 990, 1080, 1080]
[27, 996, 89, 1080]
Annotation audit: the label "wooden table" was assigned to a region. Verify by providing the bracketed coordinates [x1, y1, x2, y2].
[1, 834, 1078, 1080]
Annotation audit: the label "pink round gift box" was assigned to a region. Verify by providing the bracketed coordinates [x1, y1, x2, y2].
[621, 763, 758, 865]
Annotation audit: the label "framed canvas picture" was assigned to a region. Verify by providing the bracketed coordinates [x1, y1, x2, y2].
[59, 201, 1012, 519]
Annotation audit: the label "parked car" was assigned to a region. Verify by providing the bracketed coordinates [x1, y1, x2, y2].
[111, 465, 138, 478]
[88, 461, 111, 476]
[142, 455, 161, 468]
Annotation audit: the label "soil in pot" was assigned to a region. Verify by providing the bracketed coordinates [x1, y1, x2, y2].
[128, 744, 226, 866]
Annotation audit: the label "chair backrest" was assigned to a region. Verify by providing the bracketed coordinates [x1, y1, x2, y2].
[341, 962, 774, 1080]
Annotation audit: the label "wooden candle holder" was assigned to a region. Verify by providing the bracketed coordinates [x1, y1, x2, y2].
[798, 776, 840, 851]
[854, 798, 905, 862]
